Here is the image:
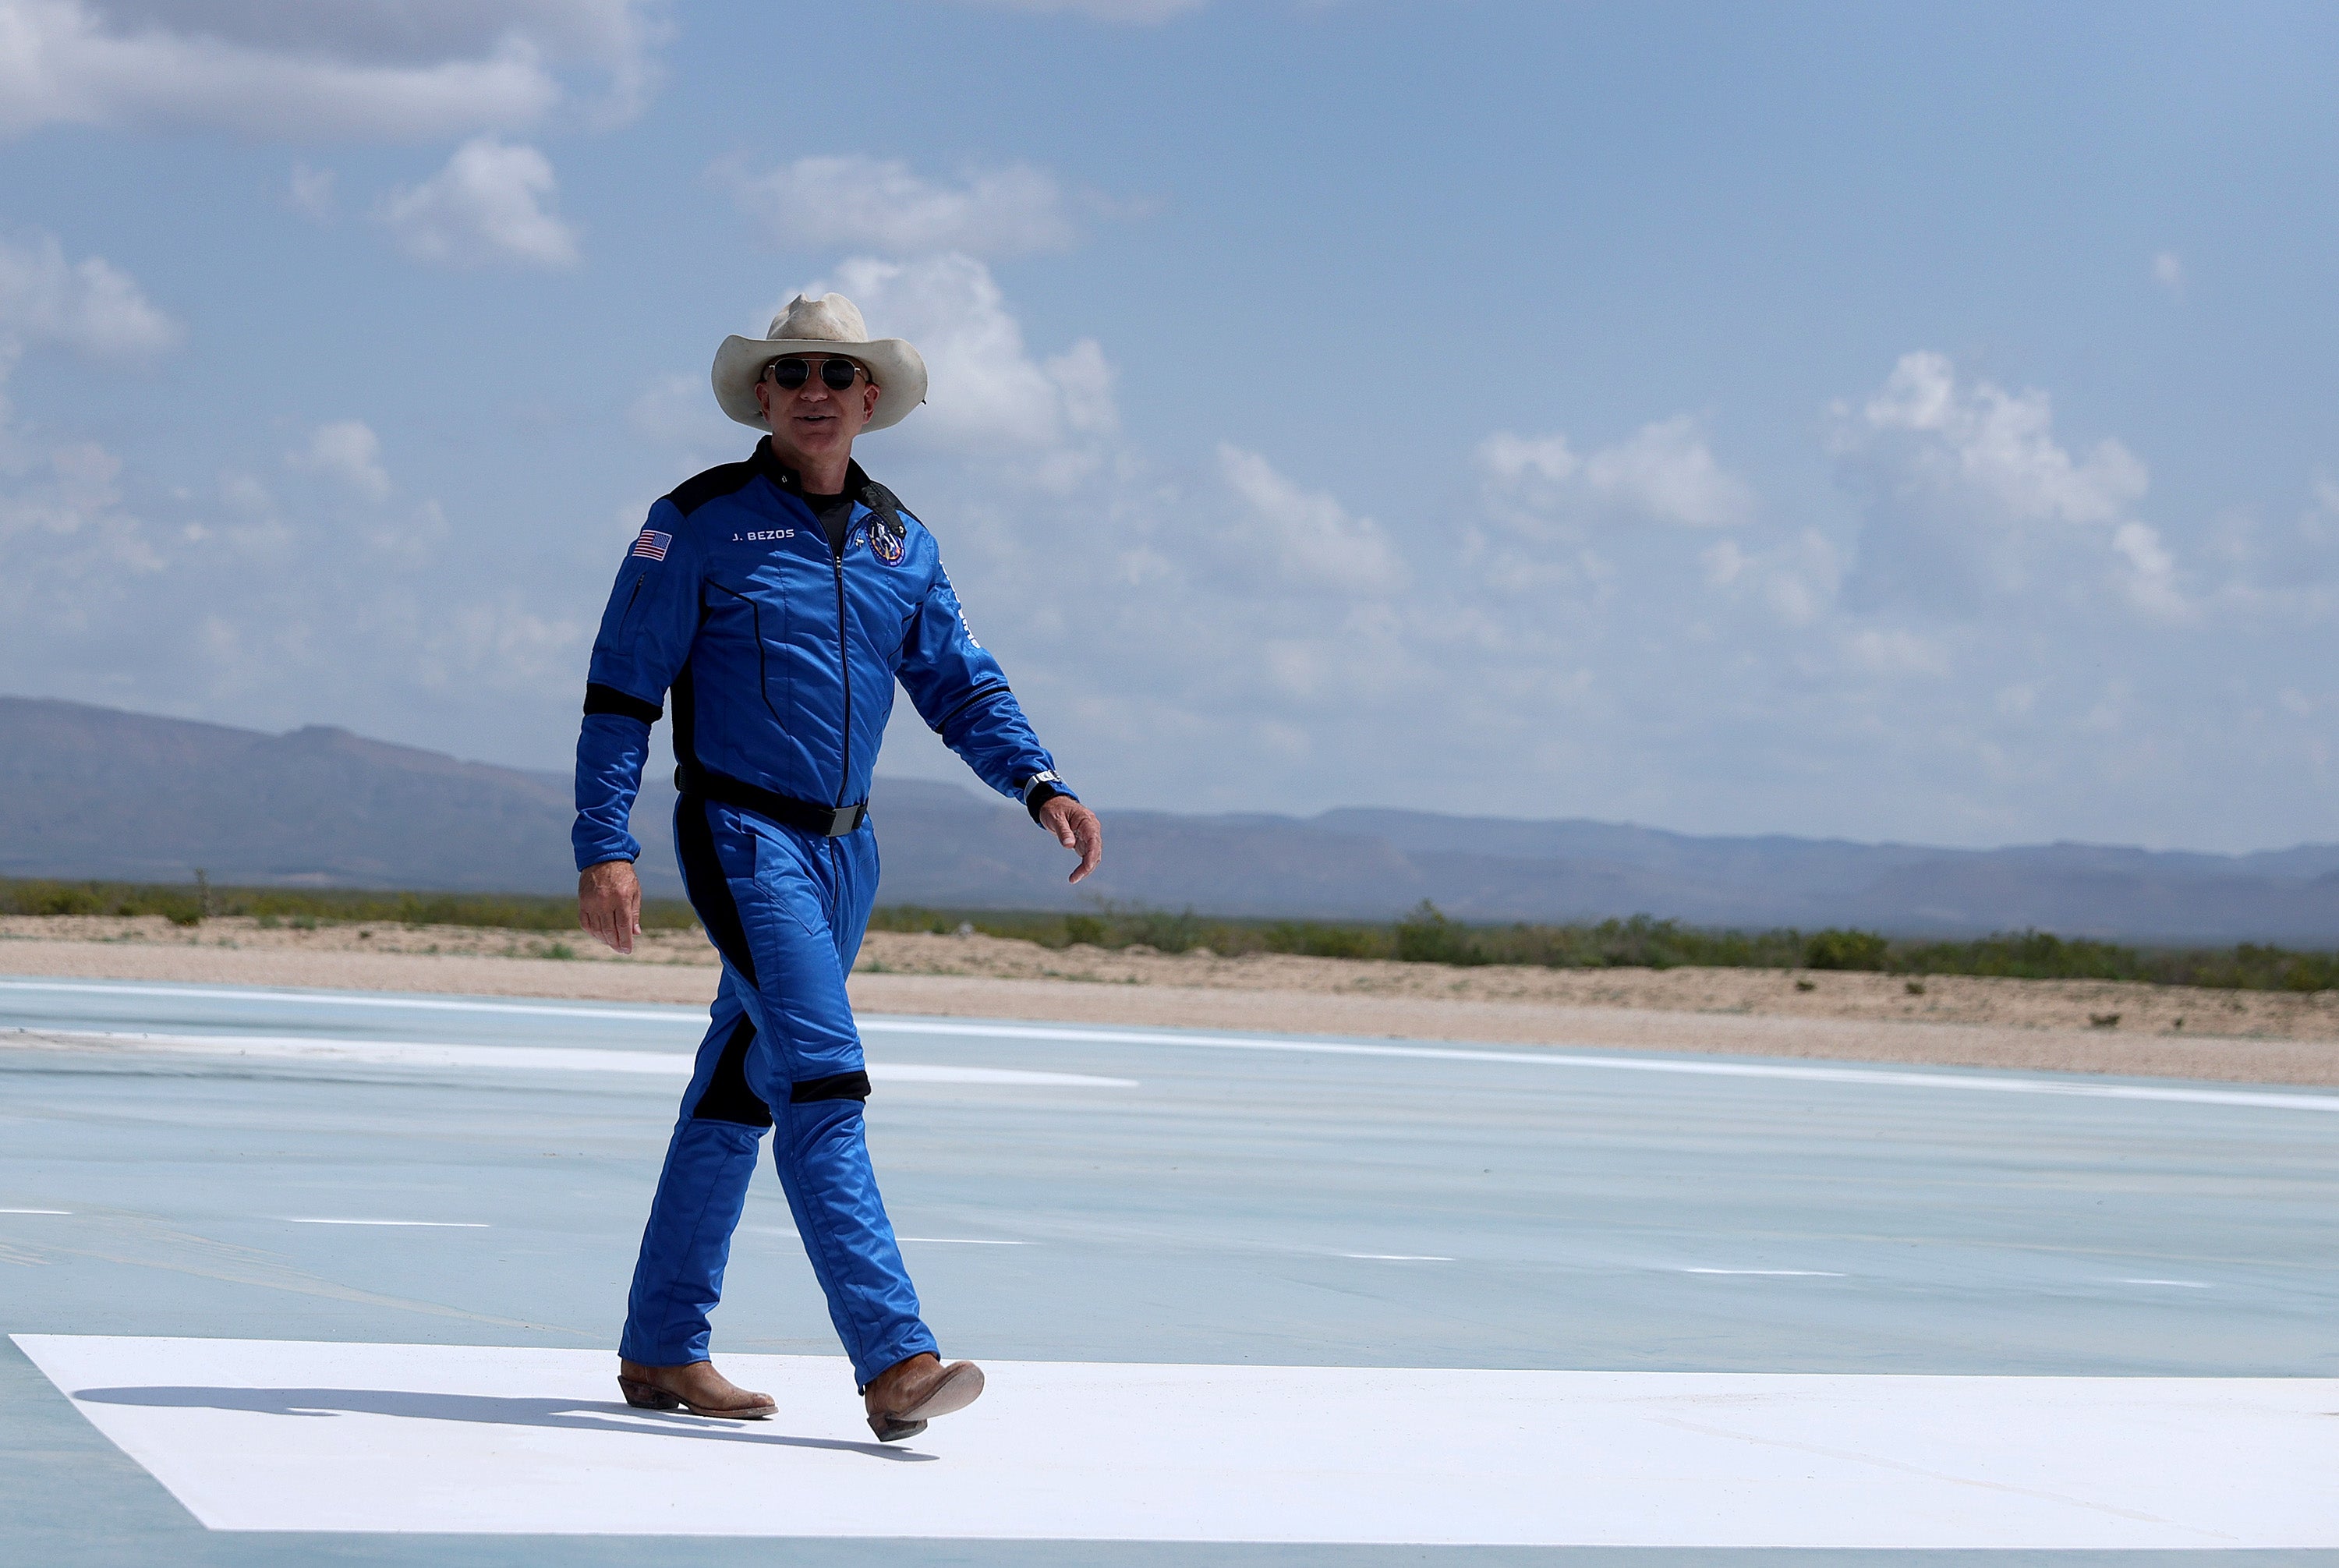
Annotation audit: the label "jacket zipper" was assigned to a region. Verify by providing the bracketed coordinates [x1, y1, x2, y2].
[830, 515, 851, 808]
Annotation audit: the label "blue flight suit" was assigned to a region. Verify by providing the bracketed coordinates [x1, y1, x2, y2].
[572, 437, 1072, 1385]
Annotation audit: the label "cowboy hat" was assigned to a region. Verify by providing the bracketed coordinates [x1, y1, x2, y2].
[711, 293, 927, 433]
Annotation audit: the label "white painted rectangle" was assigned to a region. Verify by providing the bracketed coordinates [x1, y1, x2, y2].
[15, 1336, 2337, 1547]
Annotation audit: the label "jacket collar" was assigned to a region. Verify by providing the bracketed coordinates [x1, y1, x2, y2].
[753, 437, 870, 507]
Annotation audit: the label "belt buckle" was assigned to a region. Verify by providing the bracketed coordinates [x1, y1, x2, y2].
[826, 804, 862, 837]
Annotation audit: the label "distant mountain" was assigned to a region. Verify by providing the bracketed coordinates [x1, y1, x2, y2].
[0, 695, 685, 896]
[5, 695, 2338, 945]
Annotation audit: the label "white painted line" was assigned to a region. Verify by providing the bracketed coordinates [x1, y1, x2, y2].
[2121, 1278, 2213, 1288]
[1343, 1252, 1452, 1262]
[1681, 1268, 1845, 1277]
[898, 1237, 1030, 1246]
[0, 977, 701, 1022]
[280, 1219, 490, 1229]
[1, 1030, 1137, 1088]
[9, 975, 2330, 1112]
[0, 1207, 69, 1215]
[858, 1016, 2339, 1113]
[16, 1336, 2339, 1546]
[878, 1063, 1136, 1089]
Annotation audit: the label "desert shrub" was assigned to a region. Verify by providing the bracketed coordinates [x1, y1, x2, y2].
[1804, 928, 1890, 971]
[0, 877, 697, 933]
[1395, 901, 1481, 965]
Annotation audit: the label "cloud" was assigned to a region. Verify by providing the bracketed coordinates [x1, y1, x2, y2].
[813, 253, 1116, 482]
[0, 0, 664, 140]
[1700, 527, 1842, 626]
[2153, 250, 2185, 298]
[287, 420, 391, 501]
[0, 434, 164, 646]
[0, 230, 180, 357]
[1477, 416, 1753, 532]
[1832, 351, 2162, 615]
[724, 155, 1081, 259]
[1853, 351, 2145, 526]
[1215, 444, 1407, 596]
[945, 0, 1208, 21]
[375, 138, 579, 269]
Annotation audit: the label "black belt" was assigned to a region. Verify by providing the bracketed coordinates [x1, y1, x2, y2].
[675, 763, 867, 837]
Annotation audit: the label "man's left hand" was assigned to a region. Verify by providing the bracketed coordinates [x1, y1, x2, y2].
[1036, 796, 1103, 883]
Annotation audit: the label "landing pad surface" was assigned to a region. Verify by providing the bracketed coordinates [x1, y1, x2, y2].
[17, 1335, 2339, 1548]
[4, 975, 2337, 1565]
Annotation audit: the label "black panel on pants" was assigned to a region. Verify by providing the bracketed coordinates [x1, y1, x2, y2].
[674, 795, 759, 988]
[690, 1016, 772, 1127]
[789, 1070, 872, 1104]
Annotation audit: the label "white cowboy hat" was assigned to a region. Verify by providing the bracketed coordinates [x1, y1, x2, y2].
[710, 293, 927, 433]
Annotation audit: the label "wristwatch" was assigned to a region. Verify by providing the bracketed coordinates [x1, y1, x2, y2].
[1019, 769, 1068, 823]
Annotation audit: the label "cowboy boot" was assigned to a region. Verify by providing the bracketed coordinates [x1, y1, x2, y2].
[861, 1352, 985, 1442]
[617, 1357, 777, 1419]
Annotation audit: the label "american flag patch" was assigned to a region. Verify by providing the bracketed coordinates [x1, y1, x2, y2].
[631, 529, 671, 561]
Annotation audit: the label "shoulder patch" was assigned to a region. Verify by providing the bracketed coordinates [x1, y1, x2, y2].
[665, 455, 765, 519]
[858, 480, 911, 565]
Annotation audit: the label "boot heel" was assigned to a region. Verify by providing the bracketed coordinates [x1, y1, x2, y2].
[618, 1375, 682, 1410]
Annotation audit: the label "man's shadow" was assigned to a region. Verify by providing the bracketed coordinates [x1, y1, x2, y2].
[74, 1385, 936, 1463]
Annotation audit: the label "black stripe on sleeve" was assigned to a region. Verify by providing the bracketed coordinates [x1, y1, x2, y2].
[584, 682, 663, 724]
[929, 681, 1010, 734]
[1023, 780, 1070, 824]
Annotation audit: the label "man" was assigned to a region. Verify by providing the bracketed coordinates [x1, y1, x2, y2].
[571, 292, 1102, 1442]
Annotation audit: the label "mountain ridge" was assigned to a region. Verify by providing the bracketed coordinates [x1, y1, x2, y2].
[4, 694, 2336, 944]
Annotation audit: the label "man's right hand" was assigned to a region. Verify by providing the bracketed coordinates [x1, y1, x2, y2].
[579, 859, 642, 954]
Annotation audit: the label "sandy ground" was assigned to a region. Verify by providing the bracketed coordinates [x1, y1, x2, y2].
[4, 915, 2336, 1087]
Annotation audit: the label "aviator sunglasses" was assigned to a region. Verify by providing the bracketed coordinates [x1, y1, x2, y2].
[765, 356, 868, 391]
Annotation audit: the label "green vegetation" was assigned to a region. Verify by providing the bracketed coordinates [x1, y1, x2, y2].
[869, 901, 2339, 993]
[6, 877, 2334, 993]
[0, 878, 699, 933]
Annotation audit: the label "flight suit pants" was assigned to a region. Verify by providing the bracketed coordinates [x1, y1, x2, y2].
[617, 799, 935, 1386]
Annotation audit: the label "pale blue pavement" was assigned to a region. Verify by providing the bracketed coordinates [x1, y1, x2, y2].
[2, 975, 2334, 1567]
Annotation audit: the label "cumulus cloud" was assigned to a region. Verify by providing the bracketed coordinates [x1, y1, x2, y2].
[0, 433, 165, 653]
[0, 230, 179, 357]
[1832, 351, 2167, 615]
[287, 420, 391, 501]
[1700, 528, 1842, 626]
[1215, 444, 1407, 596]
[724, 156, 1081, 259]
[0, 0, 663, 139]
[375, 137, 579, 268]
[1477, 417, 1752, 533]
[812, 253, 1116, 483]
[2153, 250, 2185, 298]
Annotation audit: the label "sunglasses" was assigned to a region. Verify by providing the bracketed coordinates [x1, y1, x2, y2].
[765, 356, 868, 391]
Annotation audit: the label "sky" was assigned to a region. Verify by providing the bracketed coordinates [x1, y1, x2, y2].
[2, 0, 2336, 851]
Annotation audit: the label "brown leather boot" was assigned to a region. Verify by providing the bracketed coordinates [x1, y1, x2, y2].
[861, 1352, 984, 1442]
[617, 1357, 777, 1420]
